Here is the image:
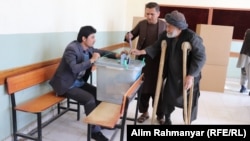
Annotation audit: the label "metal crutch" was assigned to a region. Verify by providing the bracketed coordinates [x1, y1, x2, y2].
[151, 40, 167, 124]
[181, 42, 194, 125]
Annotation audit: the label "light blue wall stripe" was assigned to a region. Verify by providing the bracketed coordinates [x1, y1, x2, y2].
[0, 31, 127, 70]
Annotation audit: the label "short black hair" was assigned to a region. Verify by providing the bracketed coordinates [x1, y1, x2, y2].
[145, 2, 160, 12]
[77, 26, 97, 42]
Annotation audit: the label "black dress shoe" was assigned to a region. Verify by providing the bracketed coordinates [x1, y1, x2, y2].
[101, 126, 116, 130]
[91, 131, 108, 141]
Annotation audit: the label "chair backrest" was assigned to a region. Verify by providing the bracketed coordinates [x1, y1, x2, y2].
[6, 63, 59, 94]
[120, 73, 144, 114]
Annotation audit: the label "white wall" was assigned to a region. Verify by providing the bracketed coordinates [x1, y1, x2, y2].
[0, 0, 127, 34]
[2, 0, 250, 33]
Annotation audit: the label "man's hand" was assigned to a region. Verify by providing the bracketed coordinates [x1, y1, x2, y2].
[115, 50, 129, 58]
[90, 52, 100, 63]
[184, 75, 194, 90]
[130, 48, 146, 56]
[125, 32, 133, 41]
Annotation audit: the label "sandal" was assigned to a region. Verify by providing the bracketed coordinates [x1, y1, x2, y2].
[137, 114, 149, 123]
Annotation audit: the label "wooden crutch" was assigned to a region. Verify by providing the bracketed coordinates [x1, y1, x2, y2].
[151, 40, 167, 124]
[181, 42, 193, 125]
[187, 77, 194, 124]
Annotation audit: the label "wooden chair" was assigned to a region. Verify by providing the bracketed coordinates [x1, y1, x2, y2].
[84, 74, 144, 141]
[6, 64, 80, 141]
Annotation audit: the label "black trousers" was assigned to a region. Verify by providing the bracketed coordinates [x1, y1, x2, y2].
[64, 83, 101, 133]
[138, 90, 164, 119]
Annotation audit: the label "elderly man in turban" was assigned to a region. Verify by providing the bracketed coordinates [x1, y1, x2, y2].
[130, 10, 206, 124]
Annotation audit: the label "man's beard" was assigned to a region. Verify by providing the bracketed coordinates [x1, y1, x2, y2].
[166, 29, 179, 38]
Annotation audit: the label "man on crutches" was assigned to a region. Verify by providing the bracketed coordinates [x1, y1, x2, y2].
[130, 10, 206, 125]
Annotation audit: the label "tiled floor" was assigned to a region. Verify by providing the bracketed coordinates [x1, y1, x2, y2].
[21, 78, 250, 141]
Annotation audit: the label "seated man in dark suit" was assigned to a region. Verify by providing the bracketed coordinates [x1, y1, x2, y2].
[50, 25, 125, 141]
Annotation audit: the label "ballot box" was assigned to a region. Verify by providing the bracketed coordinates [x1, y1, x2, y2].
[95, 57, 145, 104]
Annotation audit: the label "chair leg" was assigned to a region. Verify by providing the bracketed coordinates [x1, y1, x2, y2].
[77, 102, 80, 120]
[37, 113, 42, 141]
[134, 91, 142, 125]
[87, 124, 92, 141]
[57, 103, 61, 114]
[120, 97, 130, 141]
[12, 109, 18, 141]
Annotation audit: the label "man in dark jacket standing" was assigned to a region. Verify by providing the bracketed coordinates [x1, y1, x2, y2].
[130, 10, 206, 125]
[125, 2, 166, 124]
